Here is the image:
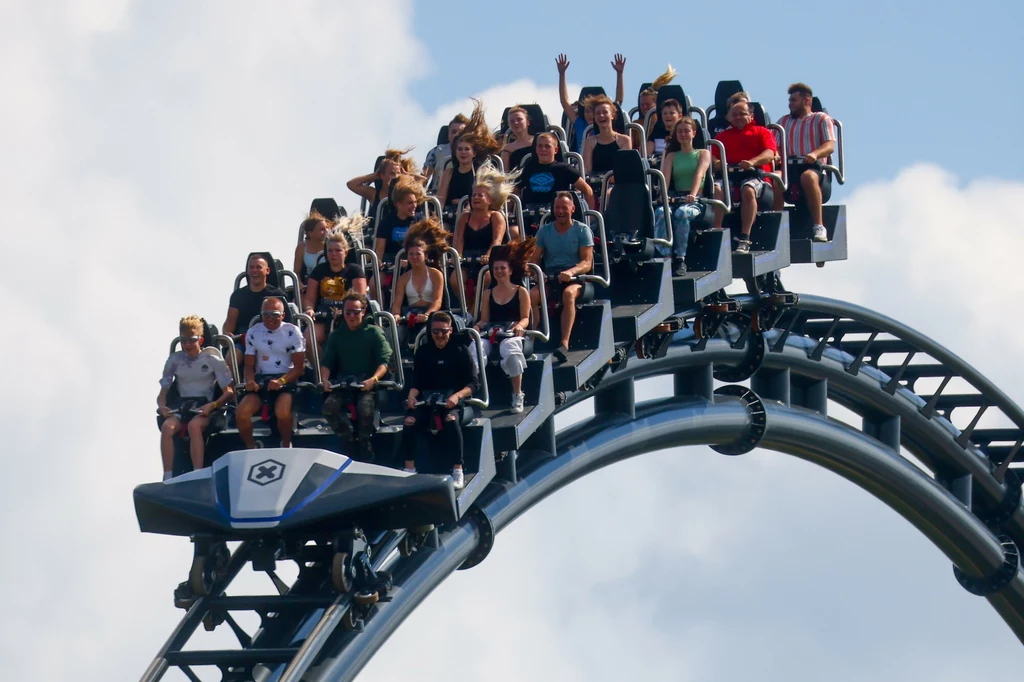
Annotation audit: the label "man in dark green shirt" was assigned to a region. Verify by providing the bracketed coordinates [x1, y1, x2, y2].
[320, 291, 393, 460]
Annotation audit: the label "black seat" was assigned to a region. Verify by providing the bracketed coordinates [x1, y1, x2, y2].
[310, 198, 346, 220]
[500, 104, 548, 138]
[811, 97, 827, 114]
[603, 151, 656, 260]
[436, 125, 449, 145]
[647, 84, 689, 146]
[750, 102, 769, 127]
[239, 251, 285, 290]
[708, 80, 743, 138]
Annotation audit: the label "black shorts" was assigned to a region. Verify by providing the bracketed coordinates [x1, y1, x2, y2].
[785, 163, 832, 205]
[254, 374, 296, 404]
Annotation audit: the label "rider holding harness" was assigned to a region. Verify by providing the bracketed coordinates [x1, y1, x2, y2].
[320, 291, 393, 460]
[157, 315, 235, 480]
[236, 297, 306, 449]
[400, 311, 481, 489]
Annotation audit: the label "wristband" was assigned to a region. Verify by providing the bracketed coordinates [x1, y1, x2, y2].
[279, 377, 287, 386]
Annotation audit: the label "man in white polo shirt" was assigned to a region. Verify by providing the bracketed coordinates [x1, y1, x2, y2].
[236, 297, 306, 449]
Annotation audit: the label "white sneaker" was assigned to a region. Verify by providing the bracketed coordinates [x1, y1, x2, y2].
[734, 239, 751, 255]
[510, 392, 525, 414]
[812, 224, 828, 242]
[451, 468, 465, 489]
[403, 467, 417, 474]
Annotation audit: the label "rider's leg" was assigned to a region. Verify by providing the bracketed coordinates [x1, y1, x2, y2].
[235, 394, 261, 449]
[275, 392, 294, 447]
[160, 416, 182, 477]
[186, 415, 211, 471]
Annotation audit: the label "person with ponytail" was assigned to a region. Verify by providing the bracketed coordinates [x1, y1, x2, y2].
[452, 164, 517, 311]
[303, 215, 371, 349]
[293, 212, 331, 291]
[436, 100, 502, 209]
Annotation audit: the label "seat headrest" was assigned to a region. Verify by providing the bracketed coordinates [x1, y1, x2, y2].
[310, 198, 345, 220]
[750, 102, 768, 127]
[437, 125, 449, 145]
[502, 104, 548, 136]
[612, 150, 647, 184]
[549, 190, 587, 218]
[714, 80, 744, 114]
[656, 84, 687, 110]
[811, 97, 827, 114]
[245, 251, 282, 289]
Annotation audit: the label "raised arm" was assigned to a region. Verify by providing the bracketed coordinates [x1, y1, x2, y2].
[556, 54, 577, 123]
[611, 54, 625, 105]
[347, 171, 378, 203]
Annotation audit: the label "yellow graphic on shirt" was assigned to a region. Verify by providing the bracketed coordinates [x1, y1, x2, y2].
[320, 275, 348, 302]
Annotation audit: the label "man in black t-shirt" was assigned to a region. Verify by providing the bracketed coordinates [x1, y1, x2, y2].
[223, 254, 286, 362]
[399, 311, 480, 489]
[516, 132, 595, 207]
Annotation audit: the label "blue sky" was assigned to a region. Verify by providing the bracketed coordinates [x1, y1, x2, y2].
[410, 1, 1024, 186]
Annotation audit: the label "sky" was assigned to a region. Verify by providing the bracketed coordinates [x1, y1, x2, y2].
[1, 1, 1023, 680]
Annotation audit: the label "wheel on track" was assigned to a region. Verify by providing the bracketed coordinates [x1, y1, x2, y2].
[342, 606, 360, 631]
[354, 590, 379, 606]
[331, 552, 353, 593]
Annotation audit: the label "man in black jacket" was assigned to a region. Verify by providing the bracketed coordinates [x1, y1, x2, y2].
[400, 311, 480, 489]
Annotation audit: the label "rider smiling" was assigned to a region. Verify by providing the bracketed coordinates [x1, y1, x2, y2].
[157, 316, 235, 480]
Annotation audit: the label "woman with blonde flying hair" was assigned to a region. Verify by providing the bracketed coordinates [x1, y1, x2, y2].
[637, 65, 677, 137]
[452, 164, 517, 314]
[391, 218, 448, 347]
[304, 215, 371, 348]
[347, 148, 420, 220]
[500, 106, 534, 171]
[437, 100, 502, 209]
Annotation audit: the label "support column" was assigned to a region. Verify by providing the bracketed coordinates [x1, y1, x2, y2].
[674, 364, 714, 400]
[792, 377, 828, 415]
[751, 367, 791, 406]
[595, 378, 635, 419]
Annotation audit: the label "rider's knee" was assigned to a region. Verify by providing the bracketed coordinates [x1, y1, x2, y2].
[161, 419, 179, 435]
[801, 169, 819, 188]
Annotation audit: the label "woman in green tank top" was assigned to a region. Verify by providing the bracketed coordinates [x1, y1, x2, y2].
[655, 117, 712, 276]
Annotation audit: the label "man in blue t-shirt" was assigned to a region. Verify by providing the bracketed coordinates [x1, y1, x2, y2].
[531, 192, 594, 362]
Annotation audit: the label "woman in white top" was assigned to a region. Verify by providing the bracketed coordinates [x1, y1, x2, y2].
[293, 212, 330, 292]
[391, 218, 447, 346]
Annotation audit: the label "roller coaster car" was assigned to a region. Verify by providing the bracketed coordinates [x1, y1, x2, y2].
[135, 447, 456, 601]
[600, 150, 676, 342]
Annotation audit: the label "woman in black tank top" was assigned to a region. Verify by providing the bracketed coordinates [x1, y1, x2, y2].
[472, 243, 532, 413]
[582, 94, 632, 177]
[453, 164, 515, 316]
[501, 106, 535, 170]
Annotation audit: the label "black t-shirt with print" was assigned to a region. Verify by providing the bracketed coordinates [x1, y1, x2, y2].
[517, 159, 582, 205]
[308, 262, 366, 311]
[375, 213, 414, 258]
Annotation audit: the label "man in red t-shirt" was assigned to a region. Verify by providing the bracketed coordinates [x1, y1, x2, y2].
[711, 101, 778, 253]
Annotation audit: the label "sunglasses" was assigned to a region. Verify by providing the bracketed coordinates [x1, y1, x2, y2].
[431, 328, 451, 336]
[180, 336, 201, 344]
[343, 308, 365, 316]
[261, 311, 284, 319]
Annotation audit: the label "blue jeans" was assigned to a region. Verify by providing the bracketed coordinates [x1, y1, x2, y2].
[654, 204, 703, 258]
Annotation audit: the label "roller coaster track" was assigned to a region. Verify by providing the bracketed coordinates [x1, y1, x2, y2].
[143, 293, 1024, 682]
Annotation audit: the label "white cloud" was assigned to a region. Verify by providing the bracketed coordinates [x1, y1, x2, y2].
[2, 2, 1023, 680]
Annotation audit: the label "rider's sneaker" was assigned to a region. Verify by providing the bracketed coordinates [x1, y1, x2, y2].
[812, 224, 828, 242]
[451, 468, 465, 490]
[734, 239, 751, 255]
[173, 581, 195, 610]
[672, 258, 687, 277]
[403, 467, 417, 474]
[510, 392, 525, 414]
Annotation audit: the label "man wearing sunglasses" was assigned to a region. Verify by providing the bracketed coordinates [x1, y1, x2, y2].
[320, 291, 393, 460]
[157, 315, 235, 480]
[400, 311, 480, 489]
[236, 297, 306, 449]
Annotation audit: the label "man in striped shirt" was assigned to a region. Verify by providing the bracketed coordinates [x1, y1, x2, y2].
[776, 83, 835, 242]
